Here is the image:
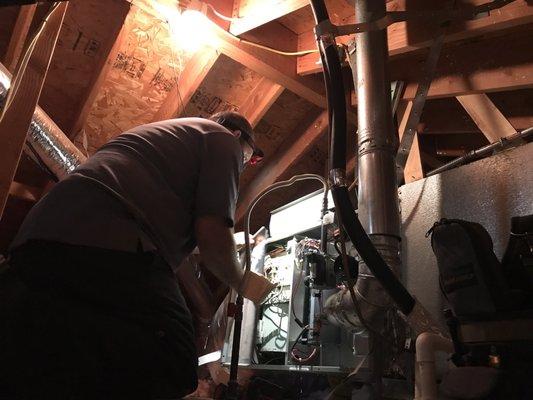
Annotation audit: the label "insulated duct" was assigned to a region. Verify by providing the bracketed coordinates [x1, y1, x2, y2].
[0, 62, 86, 181]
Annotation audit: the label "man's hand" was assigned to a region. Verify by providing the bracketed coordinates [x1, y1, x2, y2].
[195, 215, 244, 291]
[238, 270, 277, 305]
[195, 216, 276, 304]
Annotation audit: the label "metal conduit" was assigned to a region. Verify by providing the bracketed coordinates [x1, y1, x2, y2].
[0, 62, 86, 181]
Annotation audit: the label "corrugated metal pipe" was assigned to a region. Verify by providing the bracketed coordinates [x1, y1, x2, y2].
[0, 62, 86, 181]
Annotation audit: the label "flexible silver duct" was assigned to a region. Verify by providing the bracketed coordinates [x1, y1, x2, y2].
[0, 62, 86, 181]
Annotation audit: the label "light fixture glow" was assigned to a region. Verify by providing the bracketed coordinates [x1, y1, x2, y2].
[154, 3, 213, 53]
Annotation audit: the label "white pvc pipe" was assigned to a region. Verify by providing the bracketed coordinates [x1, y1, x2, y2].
[414, 332, 453, 400]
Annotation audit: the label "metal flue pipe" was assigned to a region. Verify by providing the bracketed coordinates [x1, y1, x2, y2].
[0, 62, 86, 181]
[324, 0, 403, 328]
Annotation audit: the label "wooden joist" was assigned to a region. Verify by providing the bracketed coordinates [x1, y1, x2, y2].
[0, 3, 68, 219]
[235, 110, 328, 224]
[350, 31, 533, 105]
[298, 0, 533, 76]
[238, 77, 284, 127]
[456, 93, 517, 142]
[3, 4, 36, 72]
[399, 33, 533, 99]
[153, 48, 220, 121]
[230, 0, 309, 36]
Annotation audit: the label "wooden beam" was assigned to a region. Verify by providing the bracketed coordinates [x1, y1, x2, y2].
[230, 0, 309, 36]
[235, 110, 328, 224]
[153, 48, 220, 121]
[456, 93, 517, 142]
[0, 3, 68, 219]
[400, 33, 533, 99]
[3, 4, 36, 72]
[297, 0, 533, 75]
[238, 77, 284, 127]
[351, 31, 533, 105]
[398, 100, 424, 183]
[70, 1, 131, 136]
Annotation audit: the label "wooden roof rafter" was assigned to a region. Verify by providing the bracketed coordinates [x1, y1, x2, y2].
[3, 3, 36, 73]
[238, 77, 284, 127]
[456, 93, 517, 142]
[153, 48, 221, 121]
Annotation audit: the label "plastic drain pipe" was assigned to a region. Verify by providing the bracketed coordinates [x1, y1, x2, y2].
[414, 333, 453, 400]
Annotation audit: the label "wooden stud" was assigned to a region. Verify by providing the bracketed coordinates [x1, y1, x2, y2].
[456, 93, 517, 143]
[238, 77, 284, 127]
[0, 3, 68, 219]
[230, 0, 309, 36]
[153, 48, 220, 121]
[297, 0, 533, 75]
[235, 110, 328, 224]
[3, 4, 36, 72]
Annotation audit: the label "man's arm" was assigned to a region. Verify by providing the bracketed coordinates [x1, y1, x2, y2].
[195, 215, 276, 304]
[195, 215, 244, 291]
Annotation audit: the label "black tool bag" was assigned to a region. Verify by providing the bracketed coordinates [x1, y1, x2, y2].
[428, 219, 510, 317]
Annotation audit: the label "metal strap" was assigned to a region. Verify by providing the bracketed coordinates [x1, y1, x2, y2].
[396, 31, 445, 179]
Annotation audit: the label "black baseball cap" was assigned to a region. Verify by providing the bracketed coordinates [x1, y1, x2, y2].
[209, 111, 264, 165]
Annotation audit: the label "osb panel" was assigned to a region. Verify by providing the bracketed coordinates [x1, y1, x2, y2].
[81, 1, 192, 153]
[181, 53, 263, 118]
[0, 6, 20, 59]
[238, 90, 322, 190]
[39, 0, 129, 135]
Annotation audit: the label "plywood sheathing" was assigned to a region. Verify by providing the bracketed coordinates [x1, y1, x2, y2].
[79, 0, 192, 154]
[36, 0, 128, 137]
[181, 54, 263, 119]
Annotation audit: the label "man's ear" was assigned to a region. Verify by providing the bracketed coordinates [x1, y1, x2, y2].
[233, 129, 242, 139]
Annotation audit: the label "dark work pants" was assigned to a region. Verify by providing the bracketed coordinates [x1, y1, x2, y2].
[0, 240, 198, 400]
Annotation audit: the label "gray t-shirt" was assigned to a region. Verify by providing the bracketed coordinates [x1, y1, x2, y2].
[11, 117, 244, 269]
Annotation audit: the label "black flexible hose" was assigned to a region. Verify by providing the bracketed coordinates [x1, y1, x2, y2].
[310, 0, 416, 316]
